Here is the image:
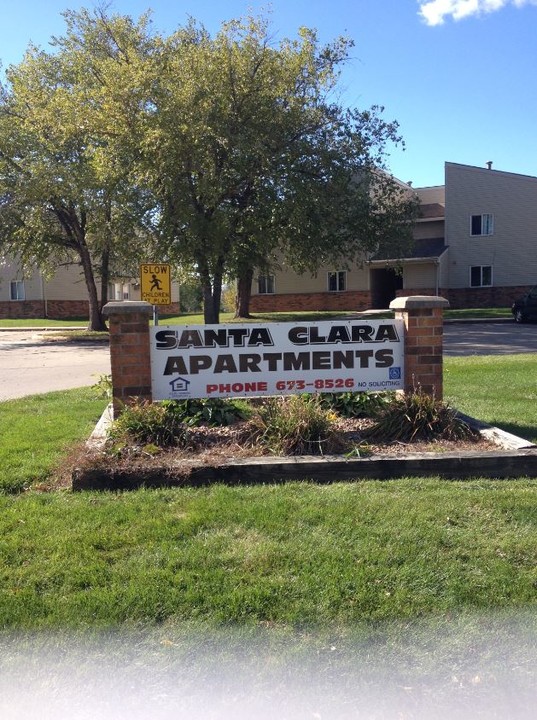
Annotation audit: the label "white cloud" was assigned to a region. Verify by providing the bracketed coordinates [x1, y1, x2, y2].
[419, 0, 537, 25]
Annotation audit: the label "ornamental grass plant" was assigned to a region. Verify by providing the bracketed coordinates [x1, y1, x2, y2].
[107, 401, 189, 450]
[250, 394, 345, 456]
[364, 387, 478, 443]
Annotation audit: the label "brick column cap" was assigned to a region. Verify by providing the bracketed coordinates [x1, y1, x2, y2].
[102, 301, 154, 317]
[389, 295, 450, 310]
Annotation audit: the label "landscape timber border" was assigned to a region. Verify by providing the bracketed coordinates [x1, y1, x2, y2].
[102, 295, 449, 417]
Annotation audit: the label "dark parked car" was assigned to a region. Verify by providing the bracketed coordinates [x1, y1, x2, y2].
[512, 286, 537, 322]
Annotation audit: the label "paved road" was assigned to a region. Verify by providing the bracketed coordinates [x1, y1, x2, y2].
[443, 321, 537, 356]
[0, 331, 111, 401]
[0, 321, 535, 401]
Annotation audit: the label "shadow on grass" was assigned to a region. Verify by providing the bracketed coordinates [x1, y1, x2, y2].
[490, 420, 537, 444]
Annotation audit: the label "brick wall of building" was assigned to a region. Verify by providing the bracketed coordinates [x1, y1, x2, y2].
[444, 286, 531, 309]
[0, 300, 181, 321]
[250, 291, 371, 313]
[398, 285, 533, 310]
[0, 301, 45, 319]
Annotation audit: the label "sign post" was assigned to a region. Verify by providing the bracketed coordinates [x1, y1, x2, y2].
[140, 263, 172, 326]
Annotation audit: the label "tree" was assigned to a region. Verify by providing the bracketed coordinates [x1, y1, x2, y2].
[0, 8, 417, 328]
[0, 10, 154, 330]
[131, 15, 418, 323]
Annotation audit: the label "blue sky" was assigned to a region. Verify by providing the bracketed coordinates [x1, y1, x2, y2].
[1, 0, 536, 187]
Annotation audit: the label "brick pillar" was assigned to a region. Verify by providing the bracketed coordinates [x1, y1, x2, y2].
[389, 295, 449, 399]
[102, 301, 153, 416]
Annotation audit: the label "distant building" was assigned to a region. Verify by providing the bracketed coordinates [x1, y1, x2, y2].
[0, 260, 180, 319]
[3, 161, 536, 317]
[250, 161, 537, 311]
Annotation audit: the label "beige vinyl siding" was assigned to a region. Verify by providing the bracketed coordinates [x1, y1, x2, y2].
[253, 263, 370, 295]
[0, 259, 43, 301]
[446, 163, 537, 288]
[1, 255, 183, 305]
[413, 219, 445, 240]
[44, 264, 89, 300]
[438, 253, 449, 288]
[416, 186, 445, 205]
[404, 262, 439, 289]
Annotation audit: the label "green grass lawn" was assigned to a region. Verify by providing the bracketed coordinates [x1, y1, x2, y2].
[0, 353, 536, 631]
[1, 479, 537, 630]
[444, 354, 537, 442]
[0, 317, 89, 327]
[0, 306, 514, 330]
[0, 387, 107, 493]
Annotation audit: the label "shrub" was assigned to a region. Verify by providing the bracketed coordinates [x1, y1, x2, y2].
[107, 401, 189, 448]
[92, 374, 112, 399]
[320, 391, 391, 418]
[251, 394, 344, 456]
[363, 389, 478, 443]
[162, 398, 250, 427]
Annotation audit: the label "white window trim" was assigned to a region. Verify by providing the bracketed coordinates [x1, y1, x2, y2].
[469, 265, 493, 288]
[257, 274, 275, 295]
[470, 213, 494, 237]
[10, 280, 25, 301]
[327, 270, 346, 292]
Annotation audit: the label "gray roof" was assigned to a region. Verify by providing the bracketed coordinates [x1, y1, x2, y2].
[370, 237, 448, 263]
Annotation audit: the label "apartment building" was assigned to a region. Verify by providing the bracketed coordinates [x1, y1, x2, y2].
[250, 162, 537, 311]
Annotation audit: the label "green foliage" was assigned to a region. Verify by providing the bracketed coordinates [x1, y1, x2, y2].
[108, 401, 189, 449]
[178, 279, 203, 312]
[162, 398, 250, 427]
[220, 285, 237, 313]
[1, 6, 417, 325]
[320, 391, 391, 418]
[0, 9, 154, 330]
[91, 374, 113, 399]
[251, 394, 343, 455]
[364, 389, 478, 443]
[126, 13, 416, 322]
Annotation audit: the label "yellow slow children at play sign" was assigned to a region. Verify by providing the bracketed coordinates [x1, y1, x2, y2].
[140, 264, 171, 305]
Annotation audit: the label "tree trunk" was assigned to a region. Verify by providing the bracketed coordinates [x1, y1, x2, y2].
[200, 263, 219, 325]
[99, 244, 111, 309]
[202, 282, 219, 324]
[200, 256, 225, 324]
[79, 241, 107, 331]
[235, 266, 254, 318]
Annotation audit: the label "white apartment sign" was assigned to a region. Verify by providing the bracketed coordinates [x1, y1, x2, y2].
[150, 319, 404, 400]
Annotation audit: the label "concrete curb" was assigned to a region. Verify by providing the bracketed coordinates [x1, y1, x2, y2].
[0, 326, 88, 332]
[73, 406, 537, 491]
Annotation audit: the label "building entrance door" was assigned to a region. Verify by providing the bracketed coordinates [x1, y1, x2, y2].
[370, 268, 403, 309]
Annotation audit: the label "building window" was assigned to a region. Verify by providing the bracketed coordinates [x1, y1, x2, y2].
[257, 275, 275, 294]
[470, 265, 492, 287]
[113, 282, 130, 300]
[328, 271, 346, 292]
[10, 281, 25, 300]
[470, 213, 494, 236]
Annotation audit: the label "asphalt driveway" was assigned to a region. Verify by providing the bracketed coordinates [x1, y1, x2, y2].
[443, 320, 537, 356]
[0, 331, 110, 401]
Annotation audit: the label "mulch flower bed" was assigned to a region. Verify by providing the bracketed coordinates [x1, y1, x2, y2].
[75, 416, 498, 478]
